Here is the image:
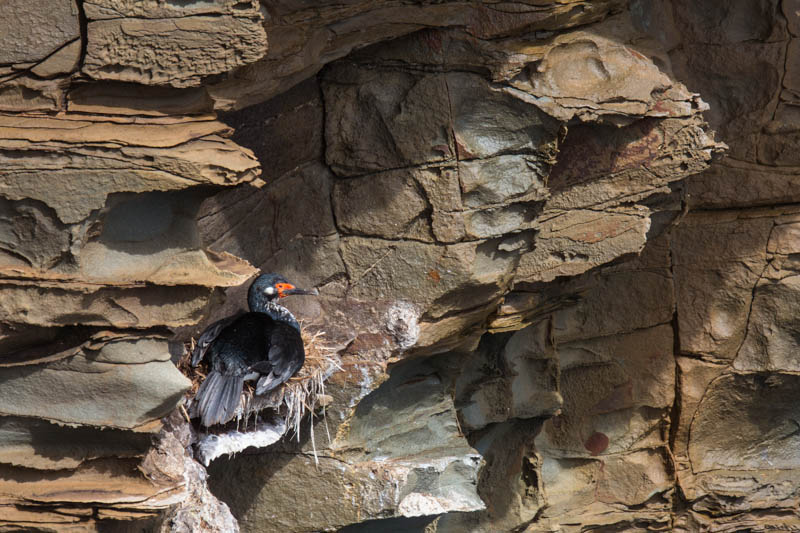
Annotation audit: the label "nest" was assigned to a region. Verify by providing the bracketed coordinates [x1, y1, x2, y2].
[178, 325, 340, 444]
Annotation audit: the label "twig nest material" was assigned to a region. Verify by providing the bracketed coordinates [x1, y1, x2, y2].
[178, 325, 340, 445]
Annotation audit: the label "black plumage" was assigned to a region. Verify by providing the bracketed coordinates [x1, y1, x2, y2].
[191, 273, 315, 427]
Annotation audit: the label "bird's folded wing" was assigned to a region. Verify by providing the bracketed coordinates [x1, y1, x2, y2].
[254, 344, 288, 394]
[191, 314, 241, 366]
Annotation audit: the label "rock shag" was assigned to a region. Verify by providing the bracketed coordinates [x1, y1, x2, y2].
[191, 273, 316, 427]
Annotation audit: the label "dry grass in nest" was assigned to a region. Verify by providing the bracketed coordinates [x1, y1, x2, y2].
[178, 324, 340, 446]
[282, 328, 341, 453]
[177, 338, 206, 397]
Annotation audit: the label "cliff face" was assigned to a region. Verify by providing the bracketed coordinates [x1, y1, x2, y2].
[0, 1, 797, 532]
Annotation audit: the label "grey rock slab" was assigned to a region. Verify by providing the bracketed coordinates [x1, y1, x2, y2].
[336, 359, 476, 463]
[323, 68, 454, 175]
[462, 203, 540, 240]
[0, 336, 190, 430]
[447, 72, 560, 160]
[735, 261, 800, 372]
[210, 453, 395, 533]
[0, 0, 80, 65]
[538, 448, 672, 526]
[459, 155, 550, 209]
[333, 169, 432, 241]
[516, 207, 653, 284]
[29, 39, 81, 78]
[340, 236, 518, 317]
[335, 357, 485, 518]
[688, 373, 800, 472]
[672, 212, 774, 359]
[209, 356, 484, 531]
[0, 282, 212, 328]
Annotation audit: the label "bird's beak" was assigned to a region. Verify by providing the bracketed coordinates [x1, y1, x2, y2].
[279, 285, 319, 298]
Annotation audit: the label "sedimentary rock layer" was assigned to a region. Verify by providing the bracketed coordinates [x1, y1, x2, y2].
[1, 0, 798, 532]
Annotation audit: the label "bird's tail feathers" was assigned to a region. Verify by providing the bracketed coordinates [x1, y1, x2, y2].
[196, 371, 244, 427]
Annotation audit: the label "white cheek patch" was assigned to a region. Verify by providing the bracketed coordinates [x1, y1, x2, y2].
[265, 286, 276, 295]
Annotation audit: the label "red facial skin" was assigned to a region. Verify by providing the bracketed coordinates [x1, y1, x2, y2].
[275, 282, 295, 298]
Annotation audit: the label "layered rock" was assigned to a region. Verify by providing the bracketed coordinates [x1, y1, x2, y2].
[1, 0, 798, 532]
[199, 6, 722, 532]
[0, 2, 266, 528]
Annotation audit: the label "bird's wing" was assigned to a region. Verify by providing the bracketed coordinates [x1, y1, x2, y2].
[255, 325, 305, 395]
[191, 314, 241, 367]
[248, 360, 273, 374]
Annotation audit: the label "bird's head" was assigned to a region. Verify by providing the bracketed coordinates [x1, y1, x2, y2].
[248, 273, 317, 311]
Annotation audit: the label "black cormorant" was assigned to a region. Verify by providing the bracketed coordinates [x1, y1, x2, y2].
[191, 273, 316, 427]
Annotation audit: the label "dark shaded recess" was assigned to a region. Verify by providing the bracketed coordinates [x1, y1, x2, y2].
[433, 334, 547, 530]
[103, 194, 174, 243]
[206, 395, 328, 522]
[642, 180, 686, 240]
[96, 516, 162, 533]
[670, 0, 783, 44]
[219, 76, 324, 181]
[0, 415, 153, 468]
[676, 45, 780, 160]
[100, 189, 207, 255]
[0, 456, 145, 482]
[337, 515, 439, 533]
[548, 119, 664, 192]
[200, 76, 326, 274]
[207, 448, 295, 525]
[434, 331, 512, 404]
[443, 419, 543, 531]
[0, 325, 93, 366]
[67, 81, 214, 115]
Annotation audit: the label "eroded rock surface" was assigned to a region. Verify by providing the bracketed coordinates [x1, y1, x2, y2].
[82, 0, 268, 87]
[1, 0, 798, 532]
[0, 2, 267, 524]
